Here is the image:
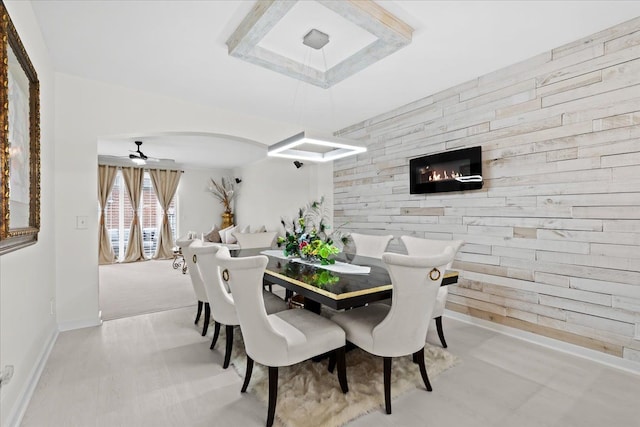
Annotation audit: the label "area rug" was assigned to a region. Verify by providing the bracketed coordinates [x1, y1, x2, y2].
[219, 326, 459, 427]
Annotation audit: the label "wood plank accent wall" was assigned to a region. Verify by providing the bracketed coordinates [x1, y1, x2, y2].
[334, 18, 640, 363]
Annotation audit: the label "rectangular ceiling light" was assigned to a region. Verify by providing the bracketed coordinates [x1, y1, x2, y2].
[268, 131, 366, 162]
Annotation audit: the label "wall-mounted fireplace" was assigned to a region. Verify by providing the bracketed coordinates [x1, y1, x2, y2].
[410, 146, 483, 194]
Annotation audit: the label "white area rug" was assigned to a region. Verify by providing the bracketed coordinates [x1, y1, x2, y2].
[220, 325, 459, 427]
[99, 259, 196, 320]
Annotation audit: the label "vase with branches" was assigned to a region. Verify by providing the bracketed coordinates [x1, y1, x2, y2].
[208, 177, 236, 228]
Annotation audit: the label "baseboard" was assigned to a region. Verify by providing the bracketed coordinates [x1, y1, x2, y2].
[445, 309, 640, 376]
[58, 316, 102, 332]
[5, 326, 59, 427]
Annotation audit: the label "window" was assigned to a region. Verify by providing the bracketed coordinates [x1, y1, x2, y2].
[104, 170, 177, 261]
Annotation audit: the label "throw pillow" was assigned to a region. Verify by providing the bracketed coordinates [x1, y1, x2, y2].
[204, 225, 221, 243]
[256, 225, 267, 233]
[220, 225, 238, 244]
[240, 225, 251, 233]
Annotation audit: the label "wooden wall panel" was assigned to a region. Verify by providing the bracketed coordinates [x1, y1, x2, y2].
[334, 17, 640, 364]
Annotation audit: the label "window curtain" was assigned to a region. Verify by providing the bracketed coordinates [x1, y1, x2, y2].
[122, 167, 146, 263]
[149, 168, 181, 259]
[98, 165, 118, 265]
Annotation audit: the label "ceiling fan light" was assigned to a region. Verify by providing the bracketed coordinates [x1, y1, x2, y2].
[131, 157, 146, 165]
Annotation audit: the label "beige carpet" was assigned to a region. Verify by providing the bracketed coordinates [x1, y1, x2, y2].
[220, 325, 459, 427]
[99, 259, 196, 320]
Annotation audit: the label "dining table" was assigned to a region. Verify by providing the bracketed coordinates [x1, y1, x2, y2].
[232, 248, 459, 314]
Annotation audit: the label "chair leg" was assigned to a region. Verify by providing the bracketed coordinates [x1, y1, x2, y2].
[414, 347, 432, 392]
[223, 325, 234, 369]
[241, 356, 254, 393]
[267, 366, 278, 427]
[210, 321, 221, 349]
[195, 300, 203, 324]
[383, 357, 392, 414]
[202, 303, 210, 336]
[327, 352, 336, 373]
[435, 316, 447, 348]
[336, 346, 349, 394]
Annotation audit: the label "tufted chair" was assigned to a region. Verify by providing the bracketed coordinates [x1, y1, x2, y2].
[192, 244, 288, 369]
[177, 237, 210, 336]
[400, 236, 464, 348]
[331, 249, 454, 415]
[349, 232, 394, 258]
[216, 249, 348, 427]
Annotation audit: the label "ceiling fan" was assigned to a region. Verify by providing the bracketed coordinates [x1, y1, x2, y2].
[128, 141, 158, 165]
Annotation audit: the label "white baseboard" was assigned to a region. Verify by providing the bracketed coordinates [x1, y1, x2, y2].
[58, 316, 102, 332]
[445, 309, 640, 376]
[5, 326, 59, 427]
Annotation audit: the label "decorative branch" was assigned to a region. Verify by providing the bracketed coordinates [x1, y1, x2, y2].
[207, 177, 236, 213]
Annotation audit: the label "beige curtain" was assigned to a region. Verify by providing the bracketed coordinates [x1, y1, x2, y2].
[122, 167, 146, 263]
[98, 165, 118, 264]
[149, 168, 182, 259]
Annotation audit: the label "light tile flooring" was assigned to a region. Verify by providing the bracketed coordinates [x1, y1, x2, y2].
[21, 307, 640, 427]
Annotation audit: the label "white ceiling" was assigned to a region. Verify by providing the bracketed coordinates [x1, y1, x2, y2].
[30, 1, 640, 168]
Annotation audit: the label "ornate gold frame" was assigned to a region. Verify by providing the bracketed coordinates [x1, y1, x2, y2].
[0, 1, 40, 255]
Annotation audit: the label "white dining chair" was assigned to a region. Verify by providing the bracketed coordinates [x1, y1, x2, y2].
[349, 232, 394, 258]
[177, 237, 210, 336]
[216, 249, 349, 427]
[192, 244, 288, 369]
[400, 236, 464, 348]
[331, 249, 454, 415]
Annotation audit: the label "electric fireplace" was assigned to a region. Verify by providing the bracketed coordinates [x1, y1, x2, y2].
[410, 146, 483, 194]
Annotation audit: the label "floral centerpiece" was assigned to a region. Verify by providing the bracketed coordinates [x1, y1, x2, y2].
[277, 198, 348, 265]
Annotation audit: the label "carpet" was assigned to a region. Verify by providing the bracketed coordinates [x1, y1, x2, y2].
[99, 259, 196, 320]
[219, 325, 459, 427]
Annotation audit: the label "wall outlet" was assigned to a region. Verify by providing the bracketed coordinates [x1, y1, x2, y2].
[0, 365, 14, 387]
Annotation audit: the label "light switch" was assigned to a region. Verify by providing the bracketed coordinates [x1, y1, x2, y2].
[76, 216, 88, 229]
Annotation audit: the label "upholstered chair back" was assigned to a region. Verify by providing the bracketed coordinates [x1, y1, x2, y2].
[350, 233, 394, 258]
[192, 245, 238, 326]
[374, 249, 454, 357]
[216, 250, 289, 366]
[182, 239, 208, 302]
[400, 236, 464, 318]
[233, 231, 278, 249]
[400, 236, 463, 270]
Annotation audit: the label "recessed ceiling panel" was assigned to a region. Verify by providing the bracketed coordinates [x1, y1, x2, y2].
[257, 1, 377, 72]
[227, 0, 413, 88]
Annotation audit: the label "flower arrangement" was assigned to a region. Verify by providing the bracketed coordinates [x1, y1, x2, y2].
[277, 197, 348, 265]
[207, 177, 235, 214]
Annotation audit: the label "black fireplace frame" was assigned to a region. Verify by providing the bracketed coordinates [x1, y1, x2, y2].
[409, 146, 483, 194]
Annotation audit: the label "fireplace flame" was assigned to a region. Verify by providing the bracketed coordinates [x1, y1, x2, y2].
[428, 170, 461, 182]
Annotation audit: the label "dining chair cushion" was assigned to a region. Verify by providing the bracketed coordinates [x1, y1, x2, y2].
[269, 309, 345, 366]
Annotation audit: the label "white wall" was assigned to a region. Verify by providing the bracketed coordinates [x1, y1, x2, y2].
[234, 157, 333, 233]
[0, 2, 57, 426]
[178, 167, 231, 237]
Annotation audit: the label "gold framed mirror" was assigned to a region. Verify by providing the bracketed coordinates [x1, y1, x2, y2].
[0, 1, 41, 255]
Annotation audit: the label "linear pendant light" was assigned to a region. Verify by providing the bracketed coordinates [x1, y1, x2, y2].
[267, 131, 366, 162]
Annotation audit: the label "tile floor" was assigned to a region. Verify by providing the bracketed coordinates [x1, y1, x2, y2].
[21, 306, 640, 427]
